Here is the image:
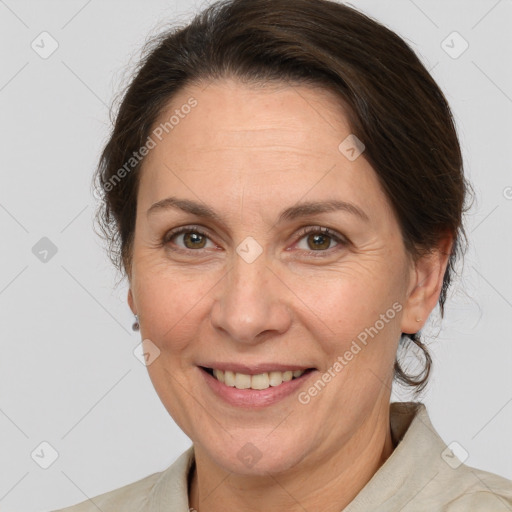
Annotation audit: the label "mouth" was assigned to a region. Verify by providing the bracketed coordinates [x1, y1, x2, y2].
[200, 366, 316, 391]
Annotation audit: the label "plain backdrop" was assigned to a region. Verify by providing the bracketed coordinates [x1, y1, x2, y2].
[0, 0, 511, 510]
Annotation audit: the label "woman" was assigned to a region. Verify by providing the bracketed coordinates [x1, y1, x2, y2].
[55, 0, 512, 510]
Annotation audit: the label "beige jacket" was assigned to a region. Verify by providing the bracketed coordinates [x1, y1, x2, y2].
[53, 402, 512, 511]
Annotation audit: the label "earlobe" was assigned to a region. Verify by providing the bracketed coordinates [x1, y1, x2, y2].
[401, 234, 453, 334]
[128, 288, 137, 315]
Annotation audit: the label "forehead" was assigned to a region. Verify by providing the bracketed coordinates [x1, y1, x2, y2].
[151, 77, 353, 155]
[137, 78, 392, 225]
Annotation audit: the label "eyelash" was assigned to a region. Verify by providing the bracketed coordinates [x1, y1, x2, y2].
[161, 225, 348, 257]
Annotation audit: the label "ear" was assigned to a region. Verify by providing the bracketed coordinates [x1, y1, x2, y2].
[127, 288, 137, 316]
[401, 233, 453, 334]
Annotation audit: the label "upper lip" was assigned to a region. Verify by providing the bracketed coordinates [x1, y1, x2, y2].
[199, 363, 316, 375]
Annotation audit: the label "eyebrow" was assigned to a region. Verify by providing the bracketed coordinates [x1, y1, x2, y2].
[147, 196, 370, 224]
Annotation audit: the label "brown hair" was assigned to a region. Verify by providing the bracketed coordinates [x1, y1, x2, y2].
[93, 0, 470, 393]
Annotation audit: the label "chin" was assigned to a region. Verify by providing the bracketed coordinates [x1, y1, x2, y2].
[199, 433, 311, 476]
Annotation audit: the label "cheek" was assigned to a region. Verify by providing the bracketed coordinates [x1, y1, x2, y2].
[295, 264, 403, 329]
[292, 268, 405, 376]
[134, 268, 209, 353]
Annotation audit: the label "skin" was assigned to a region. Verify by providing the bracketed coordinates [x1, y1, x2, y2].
[127, 77, 452, 512]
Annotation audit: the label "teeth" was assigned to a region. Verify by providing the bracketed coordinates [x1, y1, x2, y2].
[251, 373, 269, 390]
[282, 370, 293, 382]
[269, 371, 283, 386]
[213, 369, 224, 383]
[235, 372, 251, 389]
[224, 370, 236, 387]
[210, 368, 306, 390]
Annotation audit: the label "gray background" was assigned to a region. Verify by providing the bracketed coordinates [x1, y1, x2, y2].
[0, 0, 511, 510]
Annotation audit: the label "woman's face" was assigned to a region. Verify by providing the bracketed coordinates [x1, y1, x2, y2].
[128, 78, 426, 475]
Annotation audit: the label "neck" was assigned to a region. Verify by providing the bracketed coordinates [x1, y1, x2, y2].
[188, 402, 395, 512]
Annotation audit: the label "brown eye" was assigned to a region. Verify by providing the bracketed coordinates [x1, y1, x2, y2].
[306, 233, 332, 251]
[182, 231, 207, 249]
[294, 227, 347, 255]
[163, 227, 214, 251]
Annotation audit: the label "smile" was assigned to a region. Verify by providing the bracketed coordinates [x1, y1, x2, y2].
[203, 367, 312, 390]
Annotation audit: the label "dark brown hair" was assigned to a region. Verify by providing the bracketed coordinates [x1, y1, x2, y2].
[93, 0, 470, 393]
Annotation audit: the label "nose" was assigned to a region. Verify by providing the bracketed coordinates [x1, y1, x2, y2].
[210, 250, 293, 345]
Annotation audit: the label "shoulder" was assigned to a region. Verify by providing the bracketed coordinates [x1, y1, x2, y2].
[440, 464, 512, 511]
[50, 445, 195, 512]
[51, 471, 163, 512]
[381, 402, 512, 511]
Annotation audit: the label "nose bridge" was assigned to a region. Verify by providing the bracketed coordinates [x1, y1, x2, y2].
[210, 245, 291, 343]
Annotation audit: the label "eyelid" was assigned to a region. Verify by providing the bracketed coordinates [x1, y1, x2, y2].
[162, 224, 348, 254]
[162, 225, 215, 247]
[293, 226, 347, 244]
[291, 226, 348, 255]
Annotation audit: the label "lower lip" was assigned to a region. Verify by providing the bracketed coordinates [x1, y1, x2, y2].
[199, 367, 317, 408]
